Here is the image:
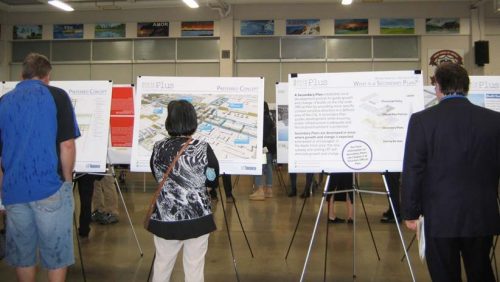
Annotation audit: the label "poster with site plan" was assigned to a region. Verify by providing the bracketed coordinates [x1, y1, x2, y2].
[131, 76, 265, 175]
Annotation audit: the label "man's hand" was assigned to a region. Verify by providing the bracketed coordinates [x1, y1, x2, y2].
[405, 219, 418, 231]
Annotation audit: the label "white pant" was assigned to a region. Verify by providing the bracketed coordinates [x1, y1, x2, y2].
[152, 234, 210, 282]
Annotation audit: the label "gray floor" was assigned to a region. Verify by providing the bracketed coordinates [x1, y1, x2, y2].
[1, 170, 498, 281]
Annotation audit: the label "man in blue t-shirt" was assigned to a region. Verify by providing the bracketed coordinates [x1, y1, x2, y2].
[0, 53, 80, 281]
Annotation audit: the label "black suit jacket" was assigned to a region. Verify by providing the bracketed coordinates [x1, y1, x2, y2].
[402, 96, 500, 237]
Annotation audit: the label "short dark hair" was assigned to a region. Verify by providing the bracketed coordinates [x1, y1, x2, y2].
[165, 100, 198, 137]
[434, 62, 469, 96]
[21, 53, 52, 80]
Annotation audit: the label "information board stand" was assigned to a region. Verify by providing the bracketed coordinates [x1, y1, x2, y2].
[298, 173, 416, 282]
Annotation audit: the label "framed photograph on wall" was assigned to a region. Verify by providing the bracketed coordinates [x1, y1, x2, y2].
[286, 19, 320, 35]
[380, 19, 415, 35]
[426, 18, 460, 34]
[181, 21, 214, 36]
[335, 19, 368, 35]
[13, 24, 42, 40]
[53, 24, 84, 39]
[241, 20, 274, 36]
[137, 22, 169, 37]
[95, 23, 126, 38]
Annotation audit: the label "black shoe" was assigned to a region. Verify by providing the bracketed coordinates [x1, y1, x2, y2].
[300, 191, 310, 198]
[287, 191, 297, 197]
[380, 215, 402, 223]
[328, 217, 346, 224]
[382, 209, 391, 218]
[347, 218, 354, 224]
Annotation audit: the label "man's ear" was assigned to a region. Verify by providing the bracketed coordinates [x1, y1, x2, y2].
[41, 74, 50, 85]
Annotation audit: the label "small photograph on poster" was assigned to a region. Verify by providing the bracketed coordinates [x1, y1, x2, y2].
[53, 24, 84, 39]
[137, 22, 169, 37]
[426, 18, 460, 34]
[95, 23, 126, 38]
[13, 25, 42, 40]
[181, 21, 214, 36]
[286, 19, 320, 35]
[380, 19, 415, 34]
[241, 20, 274, 35]
[335, 19, 368, 35]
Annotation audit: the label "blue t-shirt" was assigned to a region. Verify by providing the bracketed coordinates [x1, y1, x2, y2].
[0, 80, 80, 205]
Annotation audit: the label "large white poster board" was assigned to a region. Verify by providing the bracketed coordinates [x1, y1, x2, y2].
[288, 71, 424, 173]
[131, 76, 264, 175]
[51, 81, 113, 173]
[1, 81, 17, 96]
[424, 76, 500, 112]
[275, 83, 289, 164]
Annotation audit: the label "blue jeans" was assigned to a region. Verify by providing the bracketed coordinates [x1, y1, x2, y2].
[254, 153, 273, 187]
[5, 182, 75, 269]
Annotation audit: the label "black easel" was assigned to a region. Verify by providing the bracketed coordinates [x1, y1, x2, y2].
[273, 161, 288, 195]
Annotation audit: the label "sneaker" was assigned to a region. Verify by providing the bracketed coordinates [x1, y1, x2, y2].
[249, 188, 265, 201]
[328, 217, 346, 224]
[98, 213, 119, 225]
[91, 210, 105, 222]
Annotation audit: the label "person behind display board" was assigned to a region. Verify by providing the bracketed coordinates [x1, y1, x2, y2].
[249, 101, 276, 201]
[402, 62, 500, 281]
[148, 100, 220, 282]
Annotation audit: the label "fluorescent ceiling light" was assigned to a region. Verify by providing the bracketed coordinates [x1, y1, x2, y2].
[183, 0, 199, 8]
[48, 0, 74, 11]
[342, 0, 353, 5]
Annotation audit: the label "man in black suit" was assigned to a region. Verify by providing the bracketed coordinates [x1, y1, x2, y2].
[402, 62, 499, 282]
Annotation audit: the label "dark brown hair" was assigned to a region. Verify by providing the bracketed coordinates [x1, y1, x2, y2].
[21, 53, 52, 80]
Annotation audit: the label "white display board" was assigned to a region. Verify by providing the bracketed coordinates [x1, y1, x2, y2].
[288, 71, 424, 173]
[1, 81, 17, 96]
[469, 76, 500, 112]
[275, 83, 289, 164]
[131, 76, 265, 175]
[424, 76, 500, 112]
[51, 81, 113, 173]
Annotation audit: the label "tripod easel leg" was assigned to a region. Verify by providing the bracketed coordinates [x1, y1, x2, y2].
[382, 173, 416, 282]
[72, 181, 87, 282]
[273, 163, 288, 195]
[217, 185, 241, 282]
[147, 252, 155, 282]
[285, 193, 309, 260]
[110, 165, 144, 256]
[357, 192, 381, 261]
[300, 175, 331, 282]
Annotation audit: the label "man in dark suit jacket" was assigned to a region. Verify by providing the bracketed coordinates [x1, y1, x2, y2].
[402, 62, 499, 282]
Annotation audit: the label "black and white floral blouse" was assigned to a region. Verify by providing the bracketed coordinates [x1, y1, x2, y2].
[149, 137, 219, 240]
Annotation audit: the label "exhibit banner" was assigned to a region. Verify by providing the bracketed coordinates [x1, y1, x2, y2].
[108, 85, 135, 164]
[53, 24, 84, 39]
[288, 71, 424, 173]
[51, 81, 113, 173]
[1, 81, 17, 96]
[131, 76, 265, 174]
[275, 82, 289, 164]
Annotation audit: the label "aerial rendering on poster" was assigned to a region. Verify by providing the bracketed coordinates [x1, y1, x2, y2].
[131, 76, 264, 174]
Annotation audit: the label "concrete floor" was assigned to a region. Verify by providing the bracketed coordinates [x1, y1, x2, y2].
[0, 170, 498, 281]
